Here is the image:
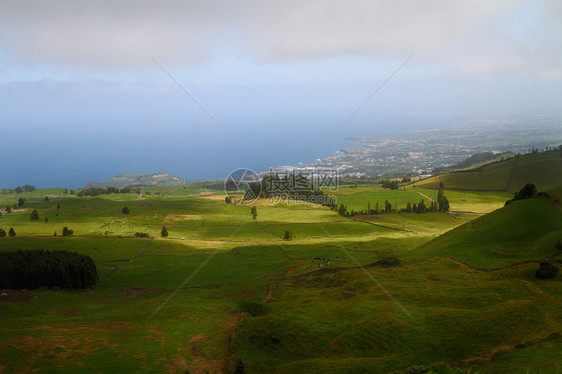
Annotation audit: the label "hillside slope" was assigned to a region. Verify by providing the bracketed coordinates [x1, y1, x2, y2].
[83, 172, 189, 188]
[411, 190, 562, 268]
[413, 150, 562, 193]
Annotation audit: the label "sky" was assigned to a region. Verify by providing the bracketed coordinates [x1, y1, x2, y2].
[1, 0, 561, 188]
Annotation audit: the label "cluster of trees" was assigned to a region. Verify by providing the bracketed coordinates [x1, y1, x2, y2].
[334, 184, 450, 217]
[61, 226, 74, 236]
[0, 250, 98, 289]
[505, 183, 537, 206]
[134, 232, 150, 238]
[1, 185, 36, 194]
[380, 179, 400, 190]
[0, 227, 17, 237]
[334, 199, 443, 217]
[244, 173, 327, 202]
[77, 187, 141, 197]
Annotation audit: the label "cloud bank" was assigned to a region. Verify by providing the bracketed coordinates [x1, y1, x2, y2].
[1, 0, 561, 78]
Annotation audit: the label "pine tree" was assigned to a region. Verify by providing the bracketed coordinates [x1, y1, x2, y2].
[0, 228, 6, 237]
[8, 227, 16, 237]
[251, 206, 258, 220]
[30, 209, 40, 221]
[160, 226, 169, 238]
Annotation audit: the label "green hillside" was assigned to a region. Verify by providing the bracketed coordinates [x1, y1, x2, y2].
[411, 191, 562, 268]
[236, 256, 562, 373]
[413, 150, 562, 193]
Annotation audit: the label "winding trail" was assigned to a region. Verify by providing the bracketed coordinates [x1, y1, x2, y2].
[105, 237, 155, 278]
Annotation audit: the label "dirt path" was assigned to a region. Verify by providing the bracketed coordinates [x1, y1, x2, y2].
[254, 220, 283, 239]
[105, 237, 155, 278]
[351, 217, 417, 233]
[416, 191, 436, 203]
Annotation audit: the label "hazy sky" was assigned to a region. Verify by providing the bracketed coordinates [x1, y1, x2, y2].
[1, 1, 561, 187]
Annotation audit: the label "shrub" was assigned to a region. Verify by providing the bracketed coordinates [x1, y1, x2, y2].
[376, 249, 400, 266]
[535, 262, 559, 279]
[134, 232, 150, 238]
[238, 300, 270, 316]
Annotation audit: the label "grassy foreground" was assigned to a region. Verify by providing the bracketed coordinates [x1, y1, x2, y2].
[1, 183, 561, 373]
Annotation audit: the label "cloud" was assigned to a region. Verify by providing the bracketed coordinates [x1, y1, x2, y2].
[0, 0, 561, 78]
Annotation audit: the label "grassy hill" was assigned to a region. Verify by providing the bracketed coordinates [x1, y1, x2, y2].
[410, 189, 562, 268]
[413, 150, 562, 193]
[83, 172, 189, 188]
[236, 256, 562, 373]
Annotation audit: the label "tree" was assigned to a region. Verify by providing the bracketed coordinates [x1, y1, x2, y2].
[62, 226, 74, 236]
[15, 186, 22, 194]
[0, 228, 6, 237]
[17, 198, 25, 207]
[251, 206, 257, 220]
[161, 226, 169, 238]
[30, 209, 40, 221]
[122, 206, 130, 214]
[57, 204, 61, 210]
[8, 227, 16, 237]
[44, 196, 49, 202]
[439, 196, 450, 212]
[535, 262, 559, 279]
[284, 230, 293, 241]
[506, 183, 537, 205]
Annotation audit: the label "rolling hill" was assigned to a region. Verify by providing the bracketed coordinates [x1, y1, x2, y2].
[83, 172, 189, 188]
[413, 150, 562, 193]
[411, 188, 562, 268]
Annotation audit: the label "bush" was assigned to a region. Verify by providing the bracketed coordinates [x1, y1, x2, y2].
[62, 226, 74, 236]
[0, 250, 98, 289]
[134, 232, 150, 238]
[122, 206, 130, 214]
[376, 249, 400, 266]
[238, 300, 270, 316]
[535, 262, 559, 279]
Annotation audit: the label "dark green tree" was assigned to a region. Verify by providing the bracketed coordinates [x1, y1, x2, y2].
[44, 196, 49, 202]
[122, 206, 130, 214]
[17, 198, 25, 207]
[251, 206, 258, 220]
[30, 209, 40, 221]
[284, 230, 293, 241]
[8, 227, 16, 237]
[161, 226, 169, 237]
[62, 226, 74, 236]
[0, 228, 6, 237]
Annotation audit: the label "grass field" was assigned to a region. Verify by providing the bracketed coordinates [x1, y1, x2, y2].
[1, 178, 561, 373]
[412, 150, 562, 193]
